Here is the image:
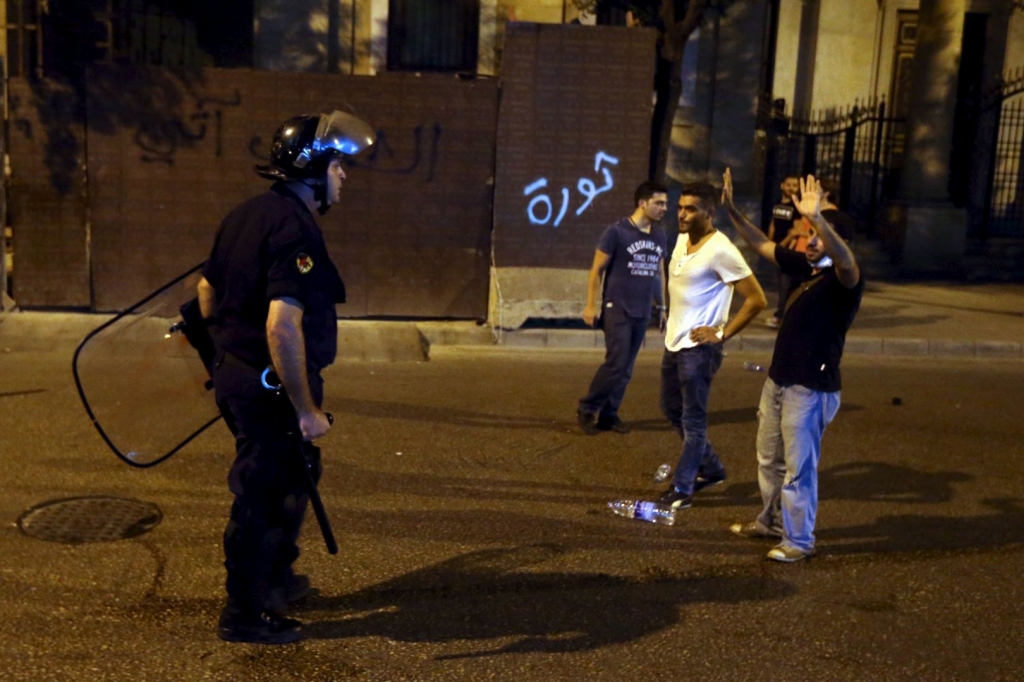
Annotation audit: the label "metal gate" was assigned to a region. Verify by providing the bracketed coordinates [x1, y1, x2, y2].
[758, 98, 905, 239]
[760, 67, 1024, 243]
[980, 67, 1024, 239]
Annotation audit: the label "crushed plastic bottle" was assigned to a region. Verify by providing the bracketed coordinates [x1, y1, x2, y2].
[742, 361, 766, 372]
[608, 500, 676, 526]
[653, 463, 673, 483]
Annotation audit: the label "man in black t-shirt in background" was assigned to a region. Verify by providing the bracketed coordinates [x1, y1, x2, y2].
[765, 175, 803, 328]
[817, 177, 859, 243]
[721, 169, 864, 563]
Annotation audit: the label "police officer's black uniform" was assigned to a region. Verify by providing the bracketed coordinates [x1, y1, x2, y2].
[203, 181, 345, 622]
[199, 110, 374, 644]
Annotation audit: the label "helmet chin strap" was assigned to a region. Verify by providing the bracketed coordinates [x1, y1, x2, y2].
[302, 177, 331, 215]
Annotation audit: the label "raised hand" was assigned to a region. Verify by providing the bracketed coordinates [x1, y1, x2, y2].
[721, 167, 734, 207]
[795, 174, 823, 219]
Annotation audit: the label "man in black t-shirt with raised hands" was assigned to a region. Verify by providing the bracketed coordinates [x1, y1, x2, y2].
[721, 169, 864, 563]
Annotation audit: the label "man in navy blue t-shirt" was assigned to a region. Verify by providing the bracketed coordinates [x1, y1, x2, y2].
[578, 181, 669, 435]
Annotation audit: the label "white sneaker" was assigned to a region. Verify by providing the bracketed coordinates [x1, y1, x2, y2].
[766, 544, 814, 562]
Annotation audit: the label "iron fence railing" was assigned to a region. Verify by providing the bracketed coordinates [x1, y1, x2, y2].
[759, 67, 1024, 242]
[981, 66, 1024, 239]
[758, 98, 905, 239]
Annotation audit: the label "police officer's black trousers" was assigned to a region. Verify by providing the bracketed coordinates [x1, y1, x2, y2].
[213, 353, 323, 616]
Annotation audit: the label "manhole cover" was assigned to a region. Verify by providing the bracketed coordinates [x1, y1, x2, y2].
[17, 496, 162, 544]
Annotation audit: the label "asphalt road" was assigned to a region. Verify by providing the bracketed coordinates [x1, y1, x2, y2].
[2, 346, 1022, 681]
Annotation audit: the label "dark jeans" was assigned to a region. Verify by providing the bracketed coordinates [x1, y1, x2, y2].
[660, 344, 725, 495]
[213, 352, 323, 616]
[579, 303, 650, 420]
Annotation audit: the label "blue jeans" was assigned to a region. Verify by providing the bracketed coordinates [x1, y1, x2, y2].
[754, 378, 841, 552]
[579, 304, 649, 420]
[660, 344, 725, 495]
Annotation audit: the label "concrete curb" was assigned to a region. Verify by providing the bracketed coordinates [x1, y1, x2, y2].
[2, 312, 1021, 361]
[422, 327, 1024, 360]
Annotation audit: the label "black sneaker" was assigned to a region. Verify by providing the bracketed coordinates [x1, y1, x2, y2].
[218, 610, 303, 644]
[577, 410, 600, 435]
[657, 486, 693, 509]
[597, 416, 630, 434]
[694, 471, 727, 493]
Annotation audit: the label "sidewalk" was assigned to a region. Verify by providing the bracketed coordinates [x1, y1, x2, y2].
[420, 280, 1024, 360]
[2, 281, 1023, 360]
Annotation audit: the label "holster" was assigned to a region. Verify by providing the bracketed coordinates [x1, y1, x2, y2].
[178, 297, 218, 381]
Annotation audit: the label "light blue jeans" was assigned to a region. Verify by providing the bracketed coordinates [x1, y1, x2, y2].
[754, 378, 841, 553]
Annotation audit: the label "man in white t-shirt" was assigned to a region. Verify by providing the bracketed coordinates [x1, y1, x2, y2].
[658, 181, 766, 509]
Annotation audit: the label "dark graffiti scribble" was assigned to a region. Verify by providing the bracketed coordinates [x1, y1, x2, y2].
[426, 123, 441, 183]
[349, 123, 443, 181]
[249, 135, 269, 161]
[14, 118, 33, 142]
[215, 110, 223, 157]
[195, 91, 242, 109]
[133, 89, 242, 164]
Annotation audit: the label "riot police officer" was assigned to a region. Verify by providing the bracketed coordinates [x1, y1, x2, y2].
[196, 110, 375, 644]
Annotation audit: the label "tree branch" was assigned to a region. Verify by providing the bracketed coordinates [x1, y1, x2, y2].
[660, 0, 710, 60]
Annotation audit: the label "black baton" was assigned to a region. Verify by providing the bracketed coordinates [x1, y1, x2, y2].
[303, 412, 338, 555]
[263, 368, 339, 555]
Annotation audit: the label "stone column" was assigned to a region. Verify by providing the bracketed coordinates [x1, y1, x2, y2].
[792, 0, 821, 115]
[478, 0, 498, 76]
[891, 0, 968, 274]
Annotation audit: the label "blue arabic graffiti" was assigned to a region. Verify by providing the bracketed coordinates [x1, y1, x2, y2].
[523, 152, 620, 227]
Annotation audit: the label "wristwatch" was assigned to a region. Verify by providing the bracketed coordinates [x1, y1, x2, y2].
[715, 328, 724, 341]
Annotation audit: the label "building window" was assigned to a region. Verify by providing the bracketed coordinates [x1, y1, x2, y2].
[387, 0, 479, 72]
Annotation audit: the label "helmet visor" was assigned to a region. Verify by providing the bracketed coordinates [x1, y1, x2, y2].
[313, 110, 376, 157]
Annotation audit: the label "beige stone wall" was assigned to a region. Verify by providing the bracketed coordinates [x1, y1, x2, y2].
[773, 0, 881, 112]
[507, 0, 569, 23]
[1004, 8, 1024, 70]
[772, 0, 802, 111]
[873, 0, 919, 106]
[812, 0, 879, 110]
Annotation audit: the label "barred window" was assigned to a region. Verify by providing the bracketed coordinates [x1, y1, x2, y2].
[387, 0, 479, 73]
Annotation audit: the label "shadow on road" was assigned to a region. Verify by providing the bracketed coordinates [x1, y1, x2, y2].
[702, 460, 955, 508]
[301, 546, 795, 657]
[821, 497, 1024, 555]
[819, 461, 972, 503]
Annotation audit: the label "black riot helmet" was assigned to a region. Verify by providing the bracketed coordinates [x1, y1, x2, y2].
[256, 110, 375, 213]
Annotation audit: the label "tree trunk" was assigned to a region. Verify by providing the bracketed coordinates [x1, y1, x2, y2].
[650, 0, 709, 182]
[651, 53, 685, 181]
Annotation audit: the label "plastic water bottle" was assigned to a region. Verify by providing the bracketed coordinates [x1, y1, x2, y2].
[653, 463, 673, 483]
[742, 361, 765, 372]
[608, 500, 676, 526]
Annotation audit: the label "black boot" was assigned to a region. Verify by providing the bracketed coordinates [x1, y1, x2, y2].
[218, 609, 303, 644]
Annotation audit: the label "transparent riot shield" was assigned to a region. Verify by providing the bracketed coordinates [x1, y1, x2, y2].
[72, 264, 222, 468]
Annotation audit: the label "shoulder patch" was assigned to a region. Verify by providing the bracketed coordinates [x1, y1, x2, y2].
[296, 253, 314, 274]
